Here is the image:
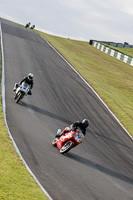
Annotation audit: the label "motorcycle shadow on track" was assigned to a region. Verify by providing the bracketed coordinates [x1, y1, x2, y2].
[66, 153, 133, 185]
[20, 102, 73, 124]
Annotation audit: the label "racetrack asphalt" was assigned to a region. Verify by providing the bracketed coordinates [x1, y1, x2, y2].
[1, 18, 133, 200]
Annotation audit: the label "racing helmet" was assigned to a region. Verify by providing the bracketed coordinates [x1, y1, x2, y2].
[82, 119, 90, 128]
[28, 73, 34, 80]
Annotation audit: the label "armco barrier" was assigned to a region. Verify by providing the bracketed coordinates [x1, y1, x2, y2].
[92, 41, 133, 66]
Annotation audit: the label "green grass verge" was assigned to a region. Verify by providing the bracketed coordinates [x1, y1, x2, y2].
[36, 30, 133, 137]
[0, 48, 49, 199]
[0, 19, 133, 199]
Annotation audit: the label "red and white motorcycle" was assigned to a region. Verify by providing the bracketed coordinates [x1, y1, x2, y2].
[52, 127, 85, 154]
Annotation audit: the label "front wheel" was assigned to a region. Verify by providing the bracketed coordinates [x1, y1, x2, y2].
[60, 141, 74, 154]
[15, 92, 23, 103]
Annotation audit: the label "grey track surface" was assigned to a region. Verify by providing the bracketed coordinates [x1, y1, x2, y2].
[1, 18, 133, 200]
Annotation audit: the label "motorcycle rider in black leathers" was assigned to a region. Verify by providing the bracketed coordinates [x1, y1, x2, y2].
[25, 22, 31, 28]
[13, 73, 34, 95]
[56, 119, 90, 138]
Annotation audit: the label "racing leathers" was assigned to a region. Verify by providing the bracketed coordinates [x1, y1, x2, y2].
[14, 76, 34, 95]
[19, 77, 34, 89]
[56, 121, 88, 138]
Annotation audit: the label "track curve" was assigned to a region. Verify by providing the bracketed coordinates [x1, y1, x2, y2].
[1, 18, 133, 200]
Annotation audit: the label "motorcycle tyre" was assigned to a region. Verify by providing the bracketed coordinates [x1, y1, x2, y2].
[15, 92, 23, 103]
[52, 138, 57, 147]
[60, 141, 74, 154]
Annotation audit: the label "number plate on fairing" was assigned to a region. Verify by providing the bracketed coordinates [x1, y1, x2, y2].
[74, 132, 84, 143]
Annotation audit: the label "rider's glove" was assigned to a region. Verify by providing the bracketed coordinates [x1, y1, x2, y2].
[70, 127, 76, 131]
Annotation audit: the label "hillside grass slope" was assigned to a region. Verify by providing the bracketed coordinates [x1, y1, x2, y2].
[36, 30, 133, 137]
[0, 19, 133, 200]
[0, 43, 49, 200]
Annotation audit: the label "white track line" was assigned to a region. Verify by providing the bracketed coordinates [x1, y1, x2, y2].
[0, 21, 132, 199]
[39, 34, 133, 141]
[0, 22, 53, 200]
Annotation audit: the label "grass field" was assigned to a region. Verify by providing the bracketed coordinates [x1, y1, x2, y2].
[0, 48, 49, 199]
[0, 19, 133, 200]
[36, 30, 133, 137]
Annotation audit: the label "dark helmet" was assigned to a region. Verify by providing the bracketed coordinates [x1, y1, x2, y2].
[82, 119, 90, 128]
[28, 73, 33, 80]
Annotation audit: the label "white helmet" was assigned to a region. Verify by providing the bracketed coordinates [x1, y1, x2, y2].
[28, 73, 33, 79]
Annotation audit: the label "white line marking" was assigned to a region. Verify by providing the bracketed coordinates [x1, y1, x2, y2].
[39, 34, 133, 141]
[0, 22, 53, 200]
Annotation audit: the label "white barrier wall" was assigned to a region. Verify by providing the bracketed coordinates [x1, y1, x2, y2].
[92, 41, 133, 66]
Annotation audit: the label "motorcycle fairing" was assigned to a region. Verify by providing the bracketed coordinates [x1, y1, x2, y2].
[56, 129, 83, 149]
[73, 132, 84, 143]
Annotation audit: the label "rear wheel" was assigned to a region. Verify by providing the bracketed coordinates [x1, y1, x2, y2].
[60, 141, 74, 154]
